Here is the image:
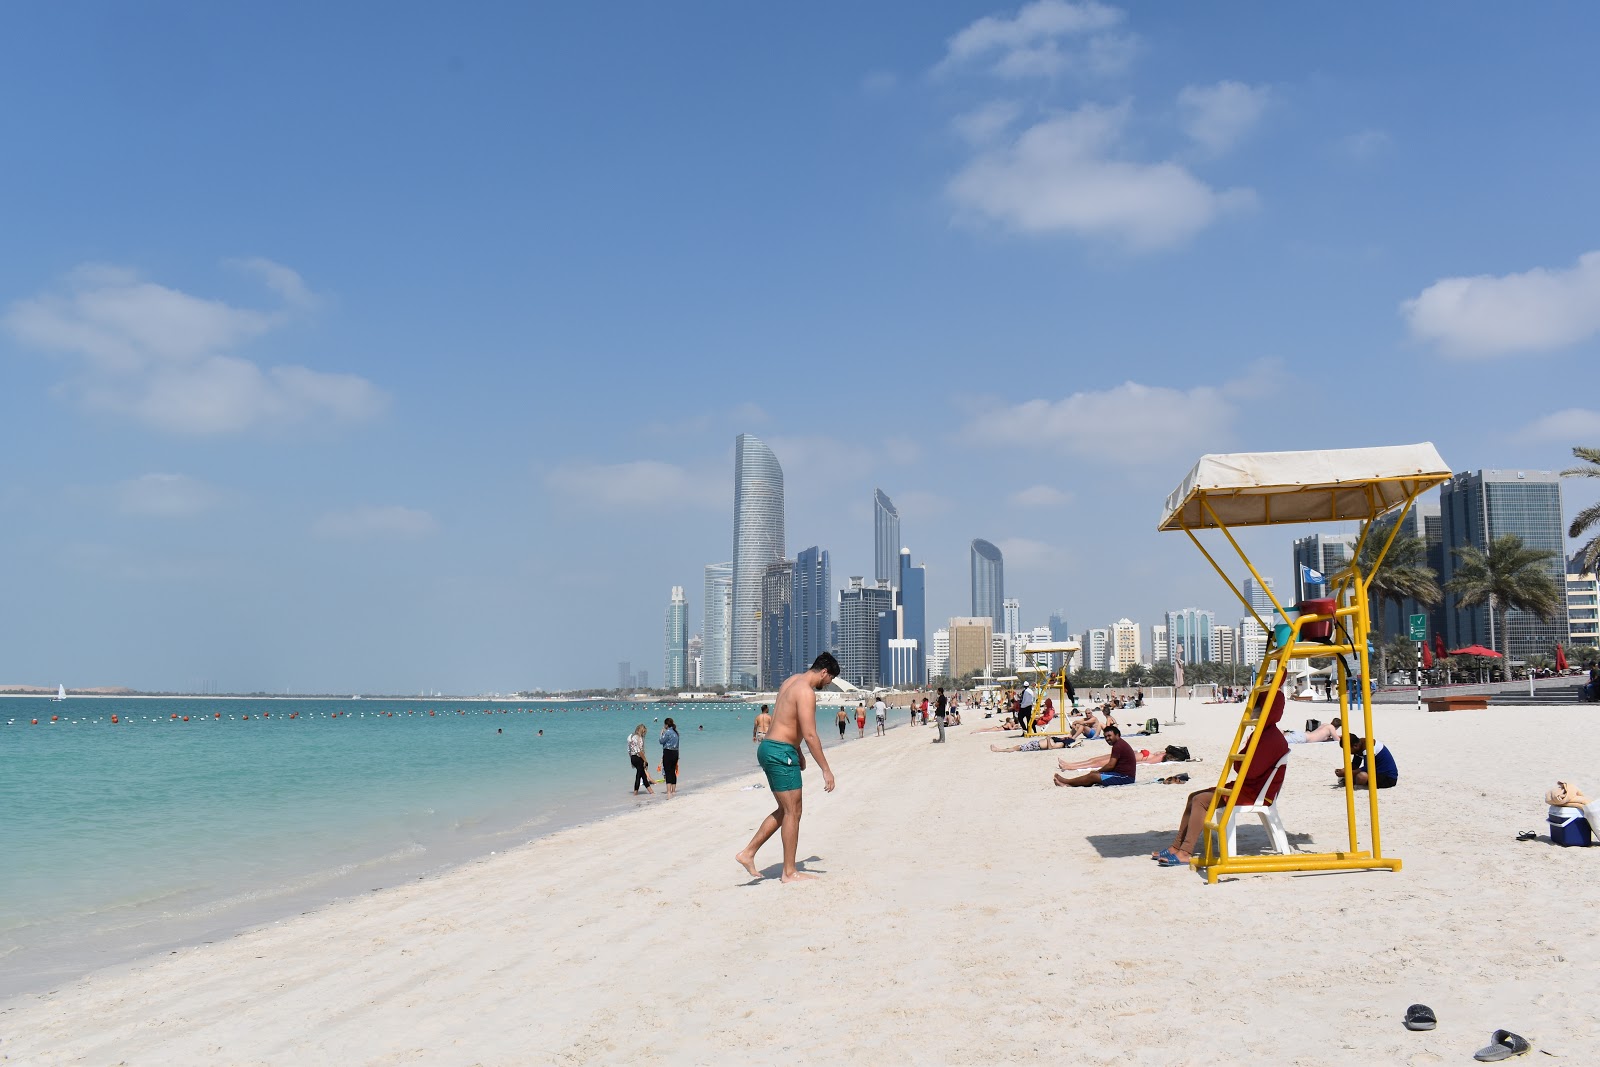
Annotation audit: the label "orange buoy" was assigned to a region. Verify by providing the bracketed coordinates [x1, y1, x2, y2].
[31, 719, 38, 725]
[171, 714, 179, 719]
[52, 715, 59, 722]
[111, 715, 119, 724]
[215, 713, 222, 719]
[263, 711, 270, 718]
[182, 716, 190, 722]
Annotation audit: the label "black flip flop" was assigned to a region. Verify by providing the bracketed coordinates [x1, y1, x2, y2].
[1515, 830, 1538, 842]
[1473, 1030, 1531, 1061]
[1402, 1004, 1436, 1031]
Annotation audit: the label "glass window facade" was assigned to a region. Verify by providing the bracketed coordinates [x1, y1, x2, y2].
[732, 435, 785, 689]
[970, 539, 1004, 629]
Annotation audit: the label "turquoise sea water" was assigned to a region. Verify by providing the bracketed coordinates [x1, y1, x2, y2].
[1, 695, 882, 997]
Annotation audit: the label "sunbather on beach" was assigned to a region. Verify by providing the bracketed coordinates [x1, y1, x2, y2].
[1057, 744, 1193, 771]
[1153, 690, 1289, 867]
[990, 734, 1075, 752]
[1052, 724, 1137, 787]
[1283, 718, 1340, 744]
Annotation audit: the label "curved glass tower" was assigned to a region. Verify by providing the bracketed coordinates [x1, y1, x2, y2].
[732, 434, 785, 689]
[874, 489, 900, 586]
[970, 538, 1004, 630]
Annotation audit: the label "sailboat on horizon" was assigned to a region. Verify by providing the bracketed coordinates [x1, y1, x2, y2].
[52, 684, 67, 702]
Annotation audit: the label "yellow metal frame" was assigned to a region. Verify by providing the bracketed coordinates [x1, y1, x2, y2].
[1169, 473, 1449, 882]
[1018, 665, 1071, 737]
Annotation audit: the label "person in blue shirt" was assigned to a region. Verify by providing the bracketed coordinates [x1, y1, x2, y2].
[659, 717, 681, 798]
[1337, 734, 1397, 789]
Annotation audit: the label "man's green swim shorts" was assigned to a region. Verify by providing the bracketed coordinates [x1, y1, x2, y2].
[757, 739, 803, 793]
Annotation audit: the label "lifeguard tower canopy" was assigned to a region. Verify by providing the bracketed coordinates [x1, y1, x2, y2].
[1021, 641, 1081, 658]
[1158, 443, 1452, 532]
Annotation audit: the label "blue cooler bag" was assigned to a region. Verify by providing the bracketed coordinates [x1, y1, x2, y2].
[1548, 805, 1593, 846]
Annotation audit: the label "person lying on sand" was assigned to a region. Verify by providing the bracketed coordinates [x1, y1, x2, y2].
[1283, 718, 1340, 744]
[990, 734, 1076, 752]
[1057, 744, 1195, 771]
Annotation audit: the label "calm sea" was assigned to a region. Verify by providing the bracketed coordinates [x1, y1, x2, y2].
[0, 695, 889, 996]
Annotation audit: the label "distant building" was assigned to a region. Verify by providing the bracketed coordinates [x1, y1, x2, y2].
[761, 559, 793, 690]
[1003, 598, 1021, 640]
[1065, 634, 1083, 673]
[1440, 469, 1566, 660]
[874, 490, 900, 588]
[1018, 626, 1053, 671]
[1167, 608, 1217, 663]
[636, 669, 648, 689]
[1242, 577, 1278, 620]
[1086, 628, 1110, 672]
[1373, 500, 1445, 646]
[884, 638, 920, 688]
[790, 546, 832, 676]
[664, 587, 688, 688]
[929, 628, 951, 679]
[1151, 624, 1169, 665]
[1213, 624, 1238, 666]
[703, 562, 733, 687]
[1292, 534, 1358, 604]
[1240, 617, 1267, 665]
[990, 633, 1011, 675]
[687, 634, 703, 688]
[899, 548, 927, 684]
[1110, 618, 1141, 672]
[948, 616, 994, 680]
[837, 577, 895, 688]
[1568, 554, 1597, 649]
[618, 661, 633, 689]
[970, 539, 1004, 629]
[732, 434, 785, 690]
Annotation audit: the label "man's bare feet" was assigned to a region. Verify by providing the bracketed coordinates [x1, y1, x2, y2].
[780, 870, 818, 883]
[735, 851, 761, 878]
[1052, 773, 1072, 787]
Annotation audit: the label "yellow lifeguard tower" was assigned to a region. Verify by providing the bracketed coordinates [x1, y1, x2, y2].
[1158, 444, 1451, 882]
[1019, 642, 1080, 736]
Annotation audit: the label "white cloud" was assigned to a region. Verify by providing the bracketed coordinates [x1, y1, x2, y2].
[3, 262, 387, 434]
[938, 1, 1128, 80]
[1177, 81, 1270, 155]
[1516, 408, 1600, 443]
[954, 100, 1024, 145]
[1401, 251, 1600, 357]
[114, 473, 226, 517]
[964, 365, 1280, 464]
[313, 505, 438, 540]
[544, 460, 726, 511]
[1011, 484, 1073, 508]
[947, 103, 1255, 249]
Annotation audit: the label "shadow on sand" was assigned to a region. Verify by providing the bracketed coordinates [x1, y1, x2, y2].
[740, 856, 826, 885]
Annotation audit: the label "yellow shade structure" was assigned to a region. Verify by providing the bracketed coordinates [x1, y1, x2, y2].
[1019, 642, 1081, 736]
[1159, 443, 1451, 883]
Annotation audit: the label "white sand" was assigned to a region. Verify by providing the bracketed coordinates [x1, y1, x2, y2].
[5, 698, 1600, 1065]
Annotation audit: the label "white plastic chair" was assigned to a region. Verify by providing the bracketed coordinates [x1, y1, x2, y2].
[1223, 752, 1292, 856]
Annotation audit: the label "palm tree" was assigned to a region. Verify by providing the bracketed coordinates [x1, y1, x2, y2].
[1357, 531, 1441, 685]
[1445, 534, 1563, 681]
[1563, 446, 1600, 575]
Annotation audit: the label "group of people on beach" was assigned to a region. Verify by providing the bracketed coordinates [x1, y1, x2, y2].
[628, 718, 681, 798]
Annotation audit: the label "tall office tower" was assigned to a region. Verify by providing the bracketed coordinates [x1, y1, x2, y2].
[760, 559, 794, 689]
[1003, 598, 1021, 638]
[1016, 626, 1053, 671]
[636, 669, 648, 689]
[1086, 628, 1110, 671]
[1166, 608, 1217, 663]
[990, 632, 1011, 674]
[664, 587, 688, 689]
[687, 634, 703, 688]
[970, 539, 1005, 628]
[1372, 500, 1446, 643]
[1440, 469, 1566, 659]
[1568, 553, 1598, 648]
[1066, 634, 1083, 672]
[1240, 617, 1267, 666]
[702, 562, 733, 687]
[790, 546, 833, 675]
[874, 489, 901, 587]
[929, 628, 951, 679]
[1151, 624, 1169, 664]
[618, 662, 632, 689]
[898, 548, 927, 684]
[732, 434, 785, 689]
[1291, 533, 1358, 603]
[837, 578, 896, 688]
[1213, 625, 1239, 666]
[884, 639, 919, 687]
[1242, 577, 1277, 619]
[1110, 619, 1141, 672]
[1047, 609, 1070, 671]
[948, 616, 994, 679]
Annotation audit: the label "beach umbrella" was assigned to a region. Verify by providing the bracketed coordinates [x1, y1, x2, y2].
[1555, 644, 1568, 671]
[1421, 641, 1433, 669]
[1448, 645, 1502, 658]
[1434, 634, 1447, 660]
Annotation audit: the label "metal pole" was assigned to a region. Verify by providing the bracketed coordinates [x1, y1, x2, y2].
[1415, 641, 1422, 713]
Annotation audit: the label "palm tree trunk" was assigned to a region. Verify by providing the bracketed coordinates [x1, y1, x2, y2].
[1498, 604, 1512, 683]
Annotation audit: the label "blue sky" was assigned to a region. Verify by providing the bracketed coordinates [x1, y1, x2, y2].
[3, 2, 1599, 692]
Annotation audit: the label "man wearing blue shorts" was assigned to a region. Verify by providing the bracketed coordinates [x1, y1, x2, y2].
[1052, 724, 1137, 787]
[736, 652, 839, 883]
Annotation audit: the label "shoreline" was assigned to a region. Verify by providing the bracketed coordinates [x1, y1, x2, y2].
[5, 699, 1598, 1062]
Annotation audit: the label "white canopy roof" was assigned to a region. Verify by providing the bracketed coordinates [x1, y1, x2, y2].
[1022, 641, 1081, 655]
[1158, 443, 1451, 532]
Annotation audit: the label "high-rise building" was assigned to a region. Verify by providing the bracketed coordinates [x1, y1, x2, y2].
[761, 559, 793, 690]
[970, 539, 1005, 628]
[1047, 609, 1070, 671]
[687, 634, 703, 688]
[1167, 608, 1217, 663]
[732, 434, 785, 689]
[884, 639, 919, 688]
[1373, 499, 1445, 646]
[990, 632, 1011, 674]
[1292, 533, 1358, 603]
[1440, 469, 1566, 660]
[790, 546, 832, 676]
[617, 661, 632, 689]
[898, 548, 927, 684]
[1242, 577, 1278, 620]
[1017, 626, 1053, 671]
[636, 669, 648, 689]
[929, 628, 951, 679]
[1003, 598, 1021, 639]
[874, 489, 900, 587]
[1568, 554, 1598, 649]
[837, 578, 896, 688]
[948, 616, 994, 680]
[1066, 634, 1083, 672]
[1110, 618, 1141, 672]
[1240, 617, 1267, 665]
[1086, 628, 1110, 671]
[664, 587, 688, 689]
[1213, 624, 1238, 666]
[1151, 624, 1169, 664]
[702, 562, 732, 687]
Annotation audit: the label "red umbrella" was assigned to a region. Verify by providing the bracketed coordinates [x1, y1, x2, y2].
[1421, 641, 1434, 669]
[1434, 634, 1447, 660]
[1449, 645, 1502, 658]
[1555, 644, 1568, 671]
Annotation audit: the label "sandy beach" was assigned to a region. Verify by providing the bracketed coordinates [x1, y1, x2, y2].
[4, 697, 1599, 1065]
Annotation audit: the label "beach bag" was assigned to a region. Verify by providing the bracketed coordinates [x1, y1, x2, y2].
[1546, 781, 1591, 807]
[1145, 718, 1160, 735]
[1165, 744, 1191, 762]
[1305, 719, 1321, 732]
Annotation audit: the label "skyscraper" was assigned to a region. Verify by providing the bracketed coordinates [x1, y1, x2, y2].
[1440, 469, 1566, 659]
[664, 586, 687, 689]
[760, 559, 793, 689]
[970, 539, 1004, 628]
[837, 578, 896, 687]
[687, 634, 703, 687]
[1292, 534, 1358, 603]
[732, 434, 785, 689]
[1003, 598, 1020, 637]
[874, 489, 900, 587]
[1167, 608, 1217, 663]
[702, 562, 732, 687]
[1373, 500, 1445, 645]
[790, 546, 833, 676]
[1110, 619, 1141, 672]
[1151, 623, 1169, 664]
[948, 616, 993, 680]
[899, 548, 927, 684]
[1242, 577, 1277, 619]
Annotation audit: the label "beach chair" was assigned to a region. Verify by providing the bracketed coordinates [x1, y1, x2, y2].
[1221, 753, 1292, 856]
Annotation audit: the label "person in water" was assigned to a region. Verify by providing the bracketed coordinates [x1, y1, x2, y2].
[736, 653, 839, 883]
[753, 704, 773, 743]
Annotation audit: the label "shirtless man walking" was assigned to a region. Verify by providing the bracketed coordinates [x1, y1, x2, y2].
[736, 652, 839, 883]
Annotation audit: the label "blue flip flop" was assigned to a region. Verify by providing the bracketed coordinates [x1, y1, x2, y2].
[1155, 849, 1184, 867]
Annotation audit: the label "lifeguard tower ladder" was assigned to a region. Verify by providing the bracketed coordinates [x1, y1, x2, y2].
[1019, 641, 1080, 737]
[1158, 444, 1451, 883]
